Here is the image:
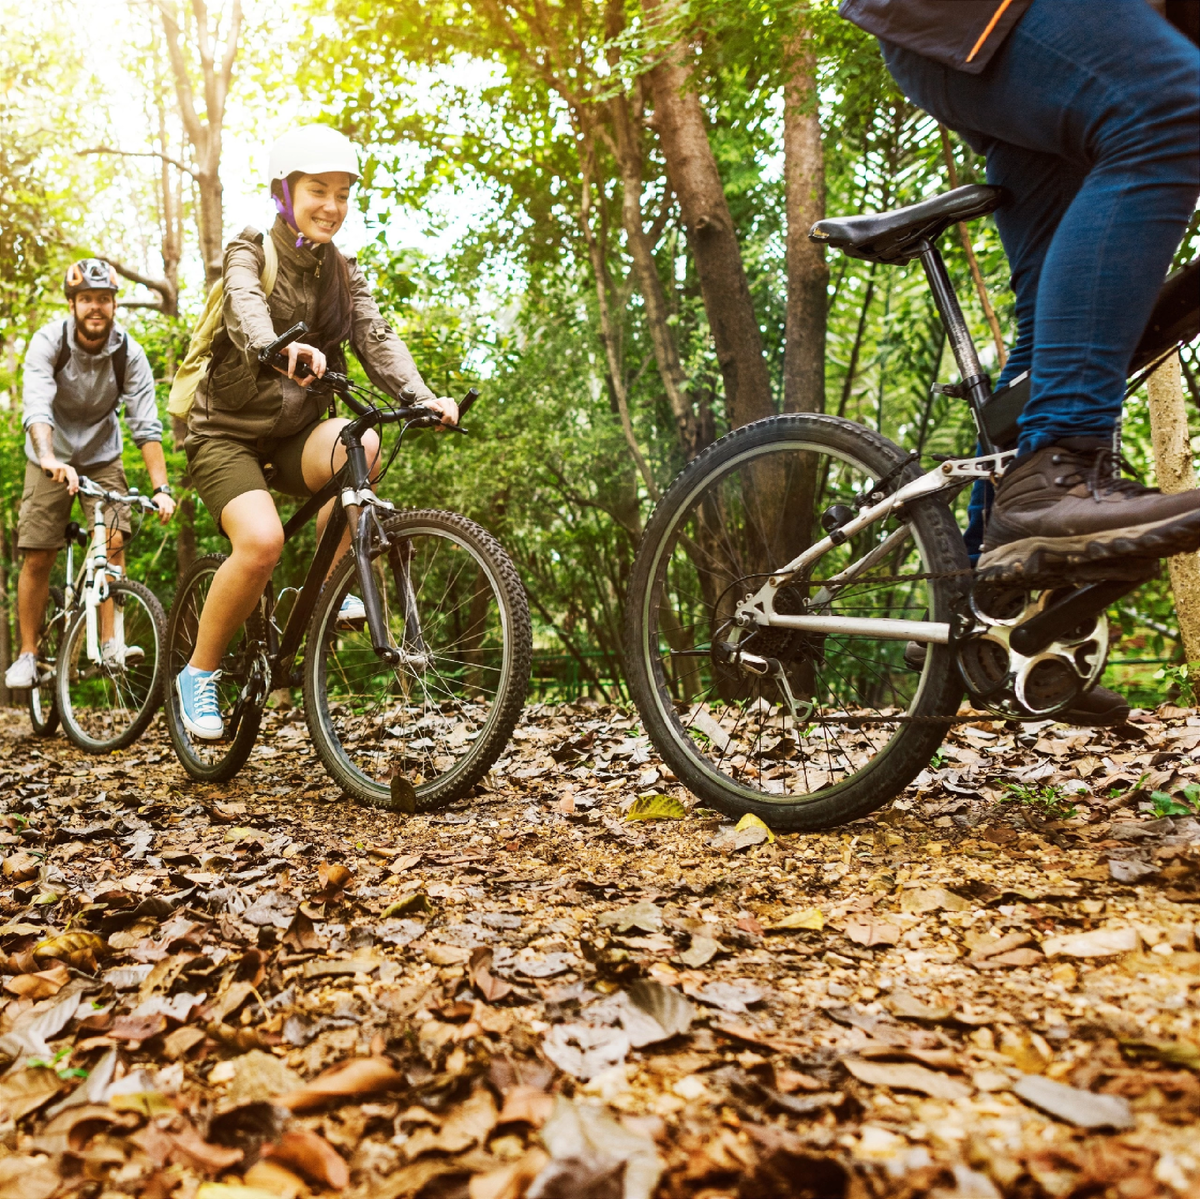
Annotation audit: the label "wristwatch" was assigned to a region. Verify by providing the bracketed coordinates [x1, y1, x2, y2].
[153, 484, 174, 498]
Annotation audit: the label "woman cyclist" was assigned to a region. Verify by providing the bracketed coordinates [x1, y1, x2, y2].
[176, 125, 457, 740]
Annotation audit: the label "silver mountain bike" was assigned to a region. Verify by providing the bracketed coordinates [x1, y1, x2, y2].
[624, 184, 1197, 831]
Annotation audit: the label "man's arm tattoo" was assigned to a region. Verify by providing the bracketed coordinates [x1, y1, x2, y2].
[29, 423, 54, 462]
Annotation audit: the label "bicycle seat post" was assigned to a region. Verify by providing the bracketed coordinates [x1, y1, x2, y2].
[916, 240, 997, 456]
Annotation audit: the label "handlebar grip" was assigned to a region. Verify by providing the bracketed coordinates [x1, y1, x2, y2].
[258, 321, 310, 365]
[271, 352, 315, 379]
[459, 387, 480, 418]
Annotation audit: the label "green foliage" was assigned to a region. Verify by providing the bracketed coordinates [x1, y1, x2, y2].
[1149, 784, 1200, 819]
[1000, 781, 1077, 821]
[1154, 662, 1198, 707]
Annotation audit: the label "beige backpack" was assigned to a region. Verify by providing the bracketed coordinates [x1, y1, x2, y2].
[167, 233, 279, 419]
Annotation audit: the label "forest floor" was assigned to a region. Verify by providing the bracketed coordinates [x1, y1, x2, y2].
[0, 698, 1198, 1199]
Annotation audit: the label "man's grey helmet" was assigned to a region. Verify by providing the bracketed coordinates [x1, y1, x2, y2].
[64, 258, 119, 299]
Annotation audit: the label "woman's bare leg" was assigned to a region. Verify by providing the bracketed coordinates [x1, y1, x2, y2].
[188, 490, 283, 672]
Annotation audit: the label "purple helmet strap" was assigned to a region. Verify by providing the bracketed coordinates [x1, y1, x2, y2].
[273, 178, 316, 250]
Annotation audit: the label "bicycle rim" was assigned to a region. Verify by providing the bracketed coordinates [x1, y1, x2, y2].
[57, 580, 164, 753]
[306, 510, 531, 808]
[633, 423, 961, 818]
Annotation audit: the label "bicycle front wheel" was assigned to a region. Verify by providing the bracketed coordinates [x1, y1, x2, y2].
[625, 413, 968, 831]
[29, 586, 66, 737]
[162, 554, 268, 783]
[57, 579, 165, 753]
[304, 509, 532, 810]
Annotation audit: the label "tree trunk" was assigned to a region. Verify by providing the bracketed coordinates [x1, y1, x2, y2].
[609, 89, 705, 460]
[1147, 352, 1200, 664]
[782, 15, 828, 415]
[645, 0, 774, 431]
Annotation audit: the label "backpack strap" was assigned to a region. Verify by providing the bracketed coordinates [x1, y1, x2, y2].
[51, 320, 128, 412]
[53, 320, 71, 377]
[112, 333, 128, 397]
[261, 233, 279, 298]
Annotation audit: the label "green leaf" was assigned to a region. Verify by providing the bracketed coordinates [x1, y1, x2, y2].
[625, 794, 687, 822]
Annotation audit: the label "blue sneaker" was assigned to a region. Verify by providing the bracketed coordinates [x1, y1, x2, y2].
[176, 667, 224, 740]
[337, 593, 367, 628]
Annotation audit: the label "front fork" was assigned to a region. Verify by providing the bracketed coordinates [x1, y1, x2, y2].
[84, 500, 121, 665]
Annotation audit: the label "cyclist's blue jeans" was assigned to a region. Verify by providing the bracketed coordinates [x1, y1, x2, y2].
[881, 0, 1199, 552]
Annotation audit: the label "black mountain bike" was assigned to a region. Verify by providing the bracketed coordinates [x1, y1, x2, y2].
[625, 184, 1200, 831]
[163, 324, 532, 811]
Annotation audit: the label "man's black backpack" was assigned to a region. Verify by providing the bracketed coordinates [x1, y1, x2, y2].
[52, 320, 128, 414]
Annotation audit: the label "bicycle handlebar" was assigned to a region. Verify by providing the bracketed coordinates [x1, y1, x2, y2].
[257, 320, 478, 432]
[76, 476, 157, 510]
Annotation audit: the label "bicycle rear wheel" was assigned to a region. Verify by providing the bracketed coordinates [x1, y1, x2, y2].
[162, 554, 268, 783]
[304, 509, 532, 810]
[28, 587, 65, 737]
[625, 413, 968, 831]
[57, 579, 165, 753]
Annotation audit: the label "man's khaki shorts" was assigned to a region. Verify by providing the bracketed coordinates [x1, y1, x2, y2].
[185, 421, 320, 534]
[18, 459, 132, 551]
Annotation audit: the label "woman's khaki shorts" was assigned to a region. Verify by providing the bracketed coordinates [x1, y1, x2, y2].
[18, 458, 132, 551]
[186, 421, 321, 534]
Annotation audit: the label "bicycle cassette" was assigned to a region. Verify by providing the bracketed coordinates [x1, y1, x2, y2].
[953, 581, 1109, 720]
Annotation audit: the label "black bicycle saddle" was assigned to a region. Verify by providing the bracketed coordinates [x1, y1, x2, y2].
[810, 184, 1006, 264]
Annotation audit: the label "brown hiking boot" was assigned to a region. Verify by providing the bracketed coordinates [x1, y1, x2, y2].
[977, 437, 1200, 585]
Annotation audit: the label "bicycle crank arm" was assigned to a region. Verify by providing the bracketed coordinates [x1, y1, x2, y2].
[1008, 578, 1145, 658]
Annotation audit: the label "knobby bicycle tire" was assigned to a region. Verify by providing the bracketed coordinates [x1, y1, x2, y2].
[28, 587, 66, 738]
[624, 413, 968, 831]
[163, 554, 268, 783]
[57, 578, 165, 753]
[303, 508, 532, 811]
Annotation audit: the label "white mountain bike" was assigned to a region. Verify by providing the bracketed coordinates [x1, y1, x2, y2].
[29, 476, 166, 753]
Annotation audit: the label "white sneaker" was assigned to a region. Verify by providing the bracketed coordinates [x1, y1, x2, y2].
[101, 639, 145, 669]
[5, 652, 38, 690]
[337, 593, 367, 628]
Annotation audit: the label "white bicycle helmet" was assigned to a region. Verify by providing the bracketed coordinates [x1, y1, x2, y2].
[267, 126, 360, 186]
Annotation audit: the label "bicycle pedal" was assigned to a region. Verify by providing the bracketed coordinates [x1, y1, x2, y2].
[336, 615, 368, 631]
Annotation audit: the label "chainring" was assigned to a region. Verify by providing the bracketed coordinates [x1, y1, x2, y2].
[954, 582, 1109, 720]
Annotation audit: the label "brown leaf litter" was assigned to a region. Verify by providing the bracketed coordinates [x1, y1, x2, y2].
[0, 700, 1197, 1197]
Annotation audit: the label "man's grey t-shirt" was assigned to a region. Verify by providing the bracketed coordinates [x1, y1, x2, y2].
[22, 316, 162, 470]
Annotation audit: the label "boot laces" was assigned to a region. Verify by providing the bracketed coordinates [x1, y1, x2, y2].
[1054, 446, 1149, 499]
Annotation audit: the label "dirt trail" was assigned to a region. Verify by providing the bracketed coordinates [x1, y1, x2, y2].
[0, 700, 1197, 1198]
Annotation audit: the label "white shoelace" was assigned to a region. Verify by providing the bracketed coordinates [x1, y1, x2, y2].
[192, 669, 223, 719]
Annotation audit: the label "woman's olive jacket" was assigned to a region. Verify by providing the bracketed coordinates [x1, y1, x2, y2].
[190, 216, 436, 444]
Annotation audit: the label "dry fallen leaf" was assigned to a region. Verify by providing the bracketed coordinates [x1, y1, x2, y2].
[278, 1056, 405, 1111]
[842, 1057, 971, 1100]
[264, 1128, 350, 1190]
[469, 1147, 551, 1199]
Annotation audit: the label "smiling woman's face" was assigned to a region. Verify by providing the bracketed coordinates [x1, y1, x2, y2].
[290, 172, 352, 243]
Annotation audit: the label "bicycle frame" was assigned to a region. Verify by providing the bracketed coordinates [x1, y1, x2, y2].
[732, 238, 1011, 650]
[255, 411, 416, 695]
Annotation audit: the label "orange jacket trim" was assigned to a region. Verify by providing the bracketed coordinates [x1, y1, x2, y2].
[966, 0, 1017, 63]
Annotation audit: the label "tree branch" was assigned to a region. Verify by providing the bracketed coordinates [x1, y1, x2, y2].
[152, 0, 204, 149]
[79, 145, 199, 180]
[102, 257, 177, 307]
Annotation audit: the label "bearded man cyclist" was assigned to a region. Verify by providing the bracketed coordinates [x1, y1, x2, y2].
[5, 260, 175, 693]
[839, 0, 1200, 724]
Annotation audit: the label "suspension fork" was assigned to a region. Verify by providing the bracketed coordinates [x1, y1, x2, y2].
[388, 534, 428, 658]
[339, 435, 401, 664]
[85, 497, 116, 664]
